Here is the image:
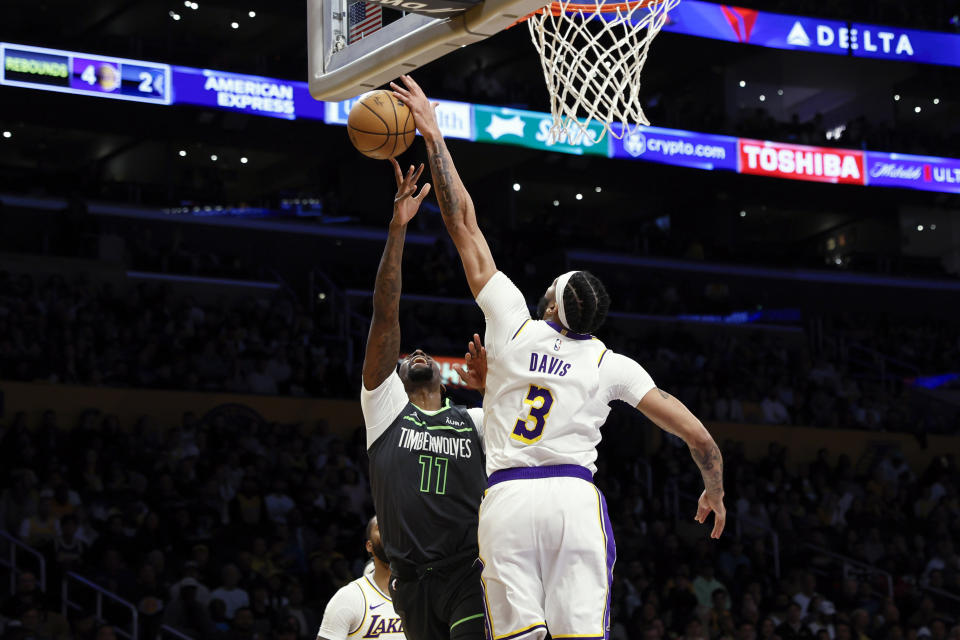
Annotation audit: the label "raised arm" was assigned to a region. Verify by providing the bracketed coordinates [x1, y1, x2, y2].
[637, 388, 726, 538]
[361, 160, 431, 390]
[391, 75, 497, 297]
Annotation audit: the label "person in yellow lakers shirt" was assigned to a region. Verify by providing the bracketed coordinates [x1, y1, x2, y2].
[317, 517, 404, 640]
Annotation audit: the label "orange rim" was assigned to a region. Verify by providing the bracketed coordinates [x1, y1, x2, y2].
[542, 0, 663, 14]
[508, 0, 664, 26]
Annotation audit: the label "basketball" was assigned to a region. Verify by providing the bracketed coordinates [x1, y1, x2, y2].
[347, 90, 416, 160]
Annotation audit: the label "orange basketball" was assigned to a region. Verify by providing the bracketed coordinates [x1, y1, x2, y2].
[346, 90, 416, 160]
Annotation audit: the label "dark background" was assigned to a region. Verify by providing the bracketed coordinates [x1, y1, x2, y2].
[0, 1, 958, 640]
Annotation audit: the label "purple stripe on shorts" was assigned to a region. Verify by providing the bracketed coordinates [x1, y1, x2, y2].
[476, 558, 493, 640]
[487, 465, 593, 488]
[499, 624, 548, 640]
[597, 487, 616, 640]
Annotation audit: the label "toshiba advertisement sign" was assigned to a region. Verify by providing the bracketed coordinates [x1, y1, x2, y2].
[738, 139, 865, 186]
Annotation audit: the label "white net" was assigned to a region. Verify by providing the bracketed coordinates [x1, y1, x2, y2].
[527, 0, 680, 144]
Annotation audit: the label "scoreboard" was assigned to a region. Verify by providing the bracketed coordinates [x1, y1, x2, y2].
[1, 43, 170, 105]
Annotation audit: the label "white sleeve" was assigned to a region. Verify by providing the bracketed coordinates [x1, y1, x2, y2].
[317, 583, 365, 640]
[466, 407, 485, 445]
[599, 351, 657, 406]
[475, 271, 531, 359]
[360, 372, 409, 448]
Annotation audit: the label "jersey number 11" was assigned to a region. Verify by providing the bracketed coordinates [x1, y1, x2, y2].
[418, 455, 449, 495]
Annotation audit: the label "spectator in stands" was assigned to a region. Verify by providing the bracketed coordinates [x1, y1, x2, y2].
[1, 471, 37, 534]
[264, 481, 295, 525]
[169, 562, 212, 607]
[211, 564, 250, 620]
[337, 468, 368, 517]
[93, 549, 136, 596]
[280, 581, 317, 640]
[53, 515, 87, 573]
[1, 606, 46, 640]
[94, 624, 117, 640]
[762, 389, 791, 425]
[693, 564, 728, 611]
[247, 358, 279, 396]
[906, 597, 939, 629]
[226, 607, 263, 640]
[1, 573, 44, 620]
[230, 479, 269, 537]
[778, 603, 814, 640]
[163, 577, 214, 638]
[708, 589, 735, 637]
[718, 540, 752, 581]
[49, 479, 80, 521]
[19, 493, 59, 549]
[248, 586, 277, 638]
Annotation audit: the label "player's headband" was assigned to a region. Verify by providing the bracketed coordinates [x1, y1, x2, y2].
[554, 270, 579, 330]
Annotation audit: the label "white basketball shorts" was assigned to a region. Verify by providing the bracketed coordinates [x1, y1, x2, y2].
[477, 465, 615, 640]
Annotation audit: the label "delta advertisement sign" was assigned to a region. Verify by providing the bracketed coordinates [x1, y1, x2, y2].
[662, 1, 960, 68]
[738, 139, 865, 185]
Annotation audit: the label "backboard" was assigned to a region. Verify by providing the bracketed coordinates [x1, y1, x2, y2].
[307, 0, 549, 101]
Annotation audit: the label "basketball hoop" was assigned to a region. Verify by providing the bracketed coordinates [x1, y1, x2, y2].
[523, 0, 679, 144]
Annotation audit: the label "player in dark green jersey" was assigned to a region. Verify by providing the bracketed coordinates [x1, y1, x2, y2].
[358, 159, 488, 640]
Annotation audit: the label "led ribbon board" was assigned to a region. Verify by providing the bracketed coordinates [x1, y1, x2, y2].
[1, 43, 170, 104]
[171, 66, 326, 121]
[325, 95, 474, 139]
[3, 41, 960, 194]
[662, 1, 960, 68]
[864, 153, 960, 193]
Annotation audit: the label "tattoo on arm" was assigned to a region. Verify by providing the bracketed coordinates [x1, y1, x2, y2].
[363, 226, 405, 387]
[691, 440, 724, 495]
[658, 388, 670, 400]
[427, 140, 462, 218]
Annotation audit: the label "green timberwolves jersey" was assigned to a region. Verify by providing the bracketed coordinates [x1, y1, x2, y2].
[364, 376, 486, 567]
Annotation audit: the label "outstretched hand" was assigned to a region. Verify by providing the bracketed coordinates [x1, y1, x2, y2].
[390, 158, 431, 226]
[696, 490, 726, 539]
[390, 75, 441, 139]
[453, 334, 487, 393]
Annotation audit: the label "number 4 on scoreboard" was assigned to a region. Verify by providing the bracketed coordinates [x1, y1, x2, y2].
[81, 64, 96, 86]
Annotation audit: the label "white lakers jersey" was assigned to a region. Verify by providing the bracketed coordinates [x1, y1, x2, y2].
[475, 271, 656, 475]
[317, 568, 404, 640]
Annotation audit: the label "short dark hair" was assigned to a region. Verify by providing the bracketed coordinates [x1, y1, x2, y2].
[561, 271, 610, 335]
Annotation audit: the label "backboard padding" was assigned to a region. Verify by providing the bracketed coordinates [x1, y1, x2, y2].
[308, 0, 549, 101]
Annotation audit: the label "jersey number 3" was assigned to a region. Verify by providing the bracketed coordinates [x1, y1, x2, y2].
[511, 384, 554, 444]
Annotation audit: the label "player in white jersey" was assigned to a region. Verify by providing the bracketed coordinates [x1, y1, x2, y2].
[393, 75, 726, 640]
[317, 517, 405, 640]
